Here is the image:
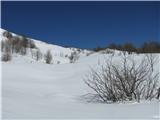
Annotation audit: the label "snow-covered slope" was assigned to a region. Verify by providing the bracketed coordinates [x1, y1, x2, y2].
[0, 28, 92, 64]
[32, 39, 91, 64]
[1, 29, 160, 119]
[2, 53, 160, 119]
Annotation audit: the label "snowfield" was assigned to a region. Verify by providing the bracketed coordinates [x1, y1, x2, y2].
[1, 29, 160, 119]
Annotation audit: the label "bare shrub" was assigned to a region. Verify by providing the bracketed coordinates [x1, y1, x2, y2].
[84, 55, 159, 103]
[20, 47, 27, 55]
[69, 52, 79, 63]
[1, 40, 5, 52]
[157, 88, 160, 99]
[45, 50, 52, 64]
[28, 39, 36, 48]
[57, 61, 60, 64]
[2, 40, 12, 53]
[11, 36, 21, 53]
[1, 52, 11, 62]
[60, 52, 64, 57]
[65, 54, 68, 58]
[146, 54, 158, 72]
[101, 49, 114, 54]
[3, 31, 12, 39]
[35, 49, 42, 61]
[86, 53, 90, 56]
[86, 51, 94, 56]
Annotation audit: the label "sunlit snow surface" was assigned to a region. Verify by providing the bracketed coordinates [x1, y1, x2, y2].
[1, 29, 160, 119]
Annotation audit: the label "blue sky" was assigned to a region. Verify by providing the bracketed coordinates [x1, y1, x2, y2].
[1, 1, 160, 49]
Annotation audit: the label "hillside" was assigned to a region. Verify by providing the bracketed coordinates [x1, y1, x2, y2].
[1, 29, 160, 119]
[0, 28, 92, 64]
